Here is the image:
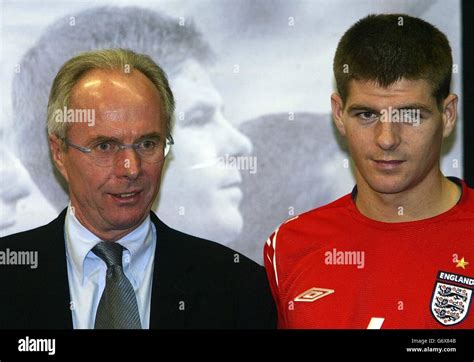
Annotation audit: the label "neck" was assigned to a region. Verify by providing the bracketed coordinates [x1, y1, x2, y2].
[355, 170, 461, 223]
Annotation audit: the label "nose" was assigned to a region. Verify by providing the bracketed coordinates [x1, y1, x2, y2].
[375, 121, 401, 151]
[217, 113, 253, 156]
[114, 148, 141, 179]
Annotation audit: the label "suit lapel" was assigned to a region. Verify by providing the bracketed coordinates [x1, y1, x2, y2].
[149, 213, 195, 329]
[38, 208, 74, 328]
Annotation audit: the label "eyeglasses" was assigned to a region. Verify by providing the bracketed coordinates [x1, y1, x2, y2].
[61, 135, 174, 167]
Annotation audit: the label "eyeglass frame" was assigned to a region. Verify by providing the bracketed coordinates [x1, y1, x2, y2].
[60, 134, 174, 164]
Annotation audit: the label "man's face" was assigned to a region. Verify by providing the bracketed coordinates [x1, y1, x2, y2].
[157, 60, 252, 243]
[331, 78, 457, 194]
[50, 69, 166, 238]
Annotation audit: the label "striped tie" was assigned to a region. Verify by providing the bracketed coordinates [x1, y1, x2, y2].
[92, 242, 142, 329]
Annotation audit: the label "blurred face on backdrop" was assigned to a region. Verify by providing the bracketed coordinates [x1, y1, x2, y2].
[157, 60, 253, 243]
[49, 69, 167, 241]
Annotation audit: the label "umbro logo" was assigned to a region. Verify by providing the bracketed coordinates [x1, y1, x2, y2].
[294, 287, 335, 302]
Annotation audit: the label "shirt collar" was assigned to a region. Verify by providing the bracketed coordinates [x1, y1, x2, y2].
[65, 204, 154, 286]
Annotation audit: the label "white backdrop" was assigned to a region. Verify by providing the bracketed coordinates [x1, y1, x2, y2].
[0, 0, 463, 263]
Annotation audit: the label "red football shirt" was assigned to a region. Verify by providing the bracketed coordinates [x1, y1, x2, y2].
[264, 178, 474, 329]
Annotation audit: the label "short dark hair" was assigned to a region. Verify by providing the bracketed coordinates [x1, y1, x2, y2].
[333, 14, 453, 105]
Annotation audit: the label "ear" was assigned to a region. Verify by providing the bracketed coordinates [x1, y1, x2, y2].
[441, 93, 458, 138]
[331, 92, 347, 136]
[49, 134, 69, 182]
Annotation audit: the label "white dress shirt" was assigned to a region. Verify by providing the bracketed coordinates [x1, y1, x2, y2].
[64, 204, 156, 329]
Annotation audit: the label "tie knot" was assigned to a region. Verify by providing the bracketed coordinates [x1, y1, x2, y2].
[92, 242, 124, 268]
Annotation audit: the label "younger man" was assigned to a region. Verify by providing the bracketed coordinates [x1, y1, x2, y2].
[264, 14, 473, 329]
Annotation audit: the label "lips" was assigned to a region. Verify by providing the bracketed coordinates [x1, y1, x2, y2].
[373, 159, 405, 170]
[374, 160, 405, 164]
[108, 190, 143, 203]
[221, 180, 241, 189]
[220, 170, 242, 188]
[114, 192, 139, 198]
[218, 175, 243, 204]
[110, 190, 142, 197]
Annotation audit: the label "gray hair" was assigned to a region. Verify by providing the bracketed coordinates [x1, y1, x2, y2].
[12, 6, 212, 210]
[47, 48, 175, 140]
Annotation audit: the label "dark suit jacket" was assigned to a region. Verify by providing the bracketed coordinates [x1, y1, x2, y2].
[0, 209, 276, 329]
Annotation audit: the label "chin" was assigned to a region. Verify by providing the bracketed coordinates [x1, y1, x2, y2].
[366, 175, 411, 195]
[105, 210, 148, 230]
[212, 207, 243, 243]
[188, 206, 243, 244]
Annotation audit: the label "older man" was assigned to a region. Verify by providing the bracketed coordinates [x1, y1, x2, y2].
[9, 6, 252, 247]
[0, 48, 275, 329]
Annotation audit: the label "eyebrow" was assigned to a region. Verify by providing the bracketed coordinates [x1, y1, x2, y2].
[346, 103, 434, 114]
[84, 132, 164, 145]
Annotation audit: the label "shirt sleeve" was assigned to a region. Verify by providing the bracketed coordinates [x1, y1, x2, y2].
[263, 230, 287, 328]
